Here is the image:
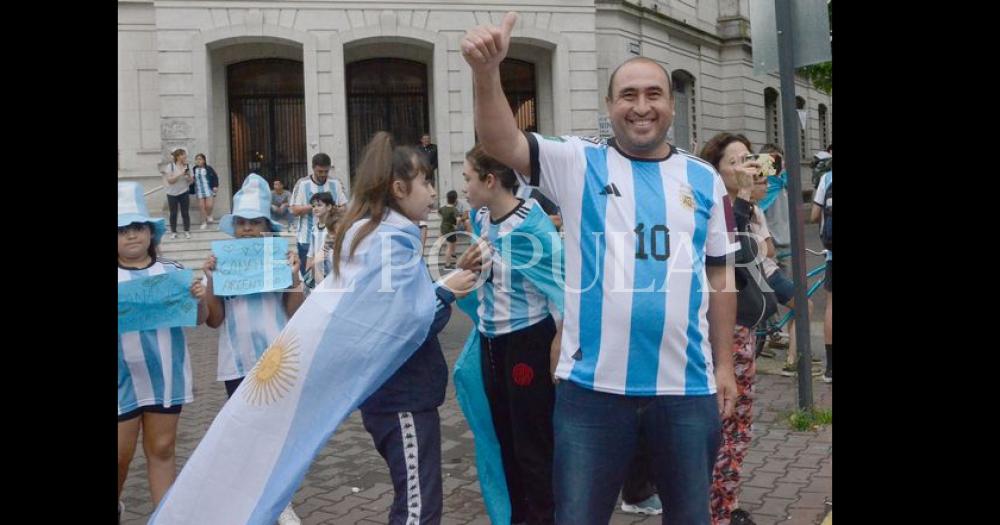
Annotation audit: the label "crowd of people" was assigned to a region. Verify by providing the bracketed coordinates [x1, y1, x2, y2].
[120, 11, 832, 525]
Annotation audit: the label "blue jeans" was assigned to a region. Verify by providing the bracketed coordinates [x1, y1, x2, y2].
[297, 242, 310, 277]
[553, 381, 721, 525]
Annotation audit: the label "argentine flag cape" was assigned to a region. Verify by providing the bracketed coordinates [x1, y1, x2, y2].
[150, 210, 435, 524]
[452, 203, 564, 524]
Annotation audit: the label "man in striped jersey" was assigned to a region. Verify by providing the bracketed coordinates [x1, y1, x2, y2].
[290, 153, 348, 275]
[463, 12, 739, 524]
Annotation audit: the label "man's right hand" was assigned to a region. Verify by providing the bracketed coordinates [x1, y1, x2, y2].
[461, 12, 517, 73]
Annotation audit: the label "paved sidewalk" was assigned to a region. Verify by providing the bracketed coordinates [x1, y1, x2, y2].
[122, 313, 831, 525]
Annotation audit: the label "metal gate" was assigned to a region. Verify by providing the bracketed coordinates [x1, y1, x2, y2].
[228, 59, 307, 192]
[346, 58, 429, 180]
[501, 59, 538, 133]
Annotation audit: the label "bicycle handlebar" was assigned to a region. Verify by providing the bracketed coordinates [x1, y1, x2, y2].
[777, 249, 828, 259]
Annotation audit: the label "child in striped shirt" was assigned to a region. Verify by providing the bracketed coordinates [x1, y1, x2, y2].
[462, 144, 561, 524]
[118, 181, 207, 519]
[304, 191, 335, 288]
[192, 153, 219, 229]
[199, 173, 305, 525]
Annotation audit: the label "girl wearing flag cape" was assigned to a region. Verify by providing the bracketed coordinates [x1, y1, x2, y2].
[198, 173, 306, 524]
[452, 145, 565, 525]
[118, 181, 207, 523]
[149, 132, 472, 525]
[345, 133, 478, 525]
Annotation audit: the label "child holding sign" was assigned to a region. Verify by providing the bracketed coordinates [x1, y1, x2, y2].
[118, 182, 207, 522]
[199, 173, 305, 525]
[202, 174, 304, 395]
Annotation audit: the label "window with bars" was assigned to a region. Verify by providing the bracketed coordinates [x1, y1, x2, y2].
[690, 78, 698, 150]
[501, 59, 538, 132]
[765, 88, 780, 146]
[796, 96, 807, 158]
[671, 70, 697, 152]
[818, 104, 829, 149]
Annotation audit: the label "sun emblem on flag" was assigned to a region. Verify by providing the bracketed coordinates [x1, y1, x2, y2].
[243, 331, 300, 406]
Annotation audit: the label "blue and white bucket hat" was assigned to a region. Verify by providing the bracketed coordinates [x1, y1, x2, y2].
[118, 181, 166, 243]
[219, 173, 284, 236]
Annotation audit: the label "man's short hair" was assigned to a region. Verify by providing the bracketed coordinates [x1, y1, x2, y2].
[606, 57, 673, 100]
[311, 153, 332, 168]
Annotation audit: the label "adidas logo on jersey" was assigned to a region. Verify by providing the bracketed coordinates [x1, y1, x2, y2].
[599, 183, 622, 197]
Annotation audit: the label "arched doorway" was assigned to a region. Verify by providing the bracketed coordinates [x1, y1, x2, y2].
[501, 58, 538, 132]
[227, 58, 307, 192]
[346, 58, 429, 180]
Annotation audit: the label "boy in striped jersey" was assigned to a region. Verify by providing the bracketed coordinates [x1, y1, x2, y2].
[304, 191, 335, 288]
[463, 13, 739, 524]
[462, 144, 561, 524]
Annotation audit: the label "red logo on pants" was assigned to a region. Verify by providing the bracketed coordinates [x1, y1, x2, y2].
[512, 363, 534, 386]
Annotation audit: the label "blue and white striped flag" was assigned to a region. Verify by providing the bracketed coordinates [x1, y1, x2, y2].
[150, 210, 435, 524]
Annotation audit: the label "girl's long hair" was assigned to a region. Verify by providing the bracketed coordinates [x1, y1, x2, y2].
[331, 131, 430, 276]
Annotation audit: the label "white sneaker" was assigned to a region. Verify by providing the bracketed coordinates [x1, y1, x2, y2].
[170, 233, 178, 240]
[200, 222, 208, 230]
[184, 232, 192, 239]
[621, 494, 663, 515]
[277, 503, 301, 525]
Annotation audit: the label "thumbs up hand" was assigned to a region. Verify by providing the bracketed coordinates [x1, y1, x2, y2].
[461, 12, 518, 73]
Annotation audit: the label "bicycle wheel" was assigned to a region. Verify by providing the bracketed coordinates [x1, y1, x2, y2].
[755, 328, 769, 357]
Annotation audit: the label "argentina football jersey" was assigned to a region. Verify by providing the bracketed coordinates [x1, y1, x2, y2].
[519, 132, 739, 396]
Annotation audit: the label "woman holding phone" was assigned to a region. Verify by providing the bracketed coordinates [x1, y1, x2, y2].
[700, 133, 768, 525]
[162, 147, 193, 239]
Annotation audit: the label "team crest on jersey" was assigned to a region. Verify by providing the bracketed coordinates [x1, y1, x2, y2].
[679, 185, 696, 211]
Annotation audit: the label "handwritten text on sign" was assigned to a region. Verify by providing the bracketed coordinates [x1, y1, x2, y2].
[212, 237, 293, 296]
[118, 269, 197, 333]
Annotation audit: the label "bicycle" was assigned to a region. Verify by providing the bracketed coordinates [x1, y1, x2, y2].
[753, 248, 828, 358]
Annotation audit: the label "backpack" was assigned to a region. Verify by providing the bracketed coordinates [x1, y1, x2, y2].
[820, 178, 832, 251]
